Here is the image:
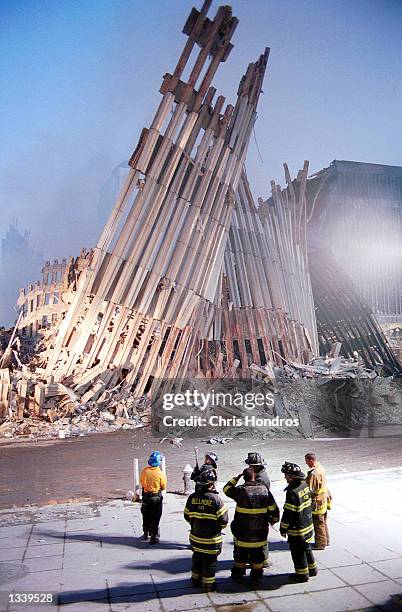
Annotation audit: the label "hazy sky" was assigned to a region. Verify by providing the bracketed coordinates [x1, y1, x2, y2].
[1, 0, 401, 264]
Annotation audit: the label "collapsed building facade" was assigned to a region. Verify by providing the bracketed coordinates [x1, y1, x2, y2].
[307, 160, 402, 324]
[1, 1, 400, 438]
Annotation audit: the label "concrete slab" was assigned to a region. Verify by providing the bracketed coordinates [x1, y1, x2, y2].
[25, 543, 64, 559]
[207, 585, 260, 606]
[332, 563, 387, 585]
[0, 526, 32, 538]
[354, 579, 402, 606]
[21, 555, 63, 573]
[308, 586, 373, 610]
[369, 558, 402, 579]
[60, 571, 108, 592]
[105, 576, 155, 597]
[57, 599, 109, 610]
[110, 594, 163, 611]
[345, 544, 400, 563]
[267, 587, 371, 612]
[316, 547, 362, 568]
[0, 547, 25, 562]
[159, 588, 211, 611]
[0, 537, 29, 549]
[266, 592, 320, 612]
[11, 568, 62, 591]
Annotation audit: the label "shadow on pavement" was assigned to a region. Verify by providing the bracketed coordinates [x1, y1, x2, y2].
[36, 530, 189, 550]
[124, 557, 234, 574]
[268, 540, 288, 551]
[57, 574, 288, 605]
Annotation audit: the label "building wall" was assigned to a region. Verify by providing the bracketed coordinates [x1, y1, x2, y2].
[308, 161, 402, 322]
[16, 250, 90, 337]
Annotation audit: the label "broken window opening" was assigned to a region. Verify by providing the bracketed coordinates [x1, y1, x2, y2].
[257, 338, 267, 366]
[232, 339, 242, 370]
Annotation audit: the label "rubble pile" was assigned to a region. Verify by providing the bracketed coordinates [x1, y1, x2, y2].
[1, 4, 400, 443]
[0, 361, 150, 441]
[250, 342, 380, 384]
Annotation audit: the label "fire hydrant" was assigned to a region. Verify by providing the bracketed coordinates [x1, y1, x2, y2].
[183, 464, 193, 494]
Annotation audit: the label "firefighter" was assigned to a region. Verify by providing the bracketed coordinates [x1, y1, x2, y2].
[191, 452, 218, 484]
[245, 452, 271, 567]
[280, 461, 317, 582]
[184, 468, 228, 592]
[140, 451, 167, 544]
[223, 467, 279, 586]
[305, 452, 331, 549]
[245, 452, 270, 490]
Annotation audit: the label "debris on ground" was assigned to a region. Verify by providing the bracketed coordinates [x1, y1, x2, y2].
[159, 436, 183, 448]
[207, 437, 233, 444]
[250, 343, 381, 383]
[0, 333, 150, 440]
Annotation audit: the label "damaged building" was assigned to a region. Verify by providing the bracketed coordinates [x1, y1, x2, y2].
[0, 1, 401, 440]
[307, 160, 402, 324]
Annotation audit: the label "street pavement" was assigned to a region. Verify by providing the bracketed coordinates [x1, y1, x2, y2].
[0, 468, 401, 611]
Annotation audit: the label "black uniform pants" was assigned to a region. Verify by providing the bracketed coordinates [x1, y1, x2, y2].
[191, 551, 218, 587]
[288, 536, 317, 577]
[141, 493, 162, 537]
[232, 544, 265, 578]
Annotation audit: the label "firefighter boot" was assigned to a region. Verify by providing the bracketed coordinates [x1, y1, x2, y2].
[202, 577, 217, 592]
[231, 567, 245, 583]
[289, 573, 309, 583]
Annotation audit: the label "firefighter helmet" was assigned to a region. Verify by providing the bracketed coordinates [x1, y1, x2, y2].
[197, 468, 217, 484]
[205, 452, 218, 468]
[281, 461, 305, 479]
[148, 451, 163, 467]
[245, 452, 265, 466]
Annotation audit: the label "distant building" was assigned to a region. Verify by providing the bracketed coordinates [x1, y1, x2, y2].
[0, 221, 43, 327]
[307, 161, 402, 324]
[97, 161, 130, 227]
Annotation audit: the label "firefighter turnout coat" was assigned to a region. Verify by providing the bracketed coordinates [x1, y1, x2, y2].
[280, 479, 314, 542]
[184, 488, 228, 555]
[306, 462, 331, 516]
[223, 475, 279, 548]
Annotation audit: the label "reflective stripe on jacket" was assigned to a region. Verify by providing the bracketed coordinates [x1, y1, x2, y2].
[280, 480, 314, 542]
[184, 488, 228, 555]
[223, 475, 279, 548]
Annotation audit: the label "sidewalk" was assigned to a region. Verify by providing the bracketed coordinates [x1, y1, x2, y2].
[1, 469, 401, 611]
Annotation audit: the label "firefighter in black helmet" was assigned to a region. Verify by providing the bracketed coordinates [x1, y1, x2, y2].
[280, 461, 318, 582]
[245, 452, 270, 490]
[245, 452, 271, 567]
[223, 467, 279, 587]
[184, 467, 228, 592]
